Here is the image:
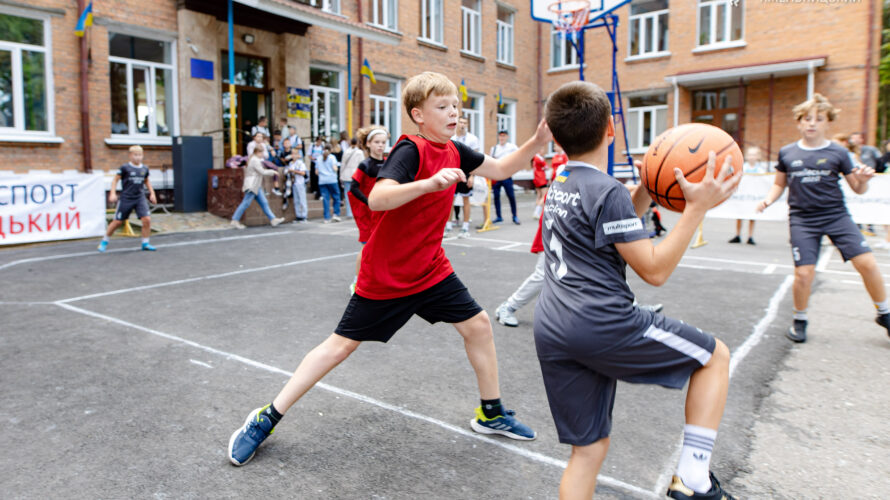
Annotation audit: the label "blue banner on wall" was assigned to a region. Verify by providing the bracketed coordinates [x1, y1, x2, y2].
[190, 58, 213, 80]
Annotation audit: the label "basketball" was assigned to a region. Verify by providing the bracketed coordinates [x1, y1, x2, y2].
[640, 123, 743, 212]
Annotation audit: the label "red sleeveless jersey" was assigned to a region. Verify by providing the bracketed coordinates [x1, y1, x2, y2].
[349, 162, 381, 243]
[356, 135, 459, 299]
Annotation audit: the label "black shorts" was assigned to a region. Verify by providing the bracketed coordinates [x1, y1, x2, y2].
[789, 213, 871, 266]
[335, 273, 484, 342]
[114, 196, 150, 220]
[536, 314, 715, 446]
[455, 181, 471, 195]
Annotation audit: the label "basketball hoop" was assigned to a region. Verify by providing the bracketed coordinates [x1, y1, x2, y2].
[548, 0, 591, 38]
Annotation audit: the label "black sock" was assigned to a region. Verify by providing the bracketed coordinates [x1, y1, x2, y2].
[480, 398, 504, 419]
[263, 403, 283, 427]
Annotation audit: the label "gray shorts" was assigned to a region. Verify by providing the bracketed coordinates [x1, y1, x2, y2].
[535, 314, 715, 446]
[114, 197, 150, 221]
[789, 213, 871, 266]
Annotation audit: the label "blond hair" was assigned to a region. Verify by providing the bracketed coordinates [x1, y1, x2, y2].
[128, 145, 143, 153]
[793, 93, 839, 122]
[402, 72, 458, 124]
[355, 125, 389, 152]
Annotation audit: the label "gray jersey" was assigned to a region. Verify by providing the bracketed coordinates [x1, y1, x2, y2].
[535, 162, 652, 359]
[775, 141, 853, 221]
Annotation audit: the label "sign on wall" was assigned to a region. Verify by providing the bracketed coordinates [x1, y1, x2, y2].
[287, 87, 311, 120]
[0, 173, 106, 245]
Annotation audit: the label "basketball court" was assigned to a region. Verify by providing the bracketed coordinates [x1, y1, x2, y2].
[5, 192, 889, 498]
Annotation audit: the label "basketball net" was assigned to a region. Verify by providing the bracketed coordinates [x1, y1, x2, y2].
[549, 0, 590, 42]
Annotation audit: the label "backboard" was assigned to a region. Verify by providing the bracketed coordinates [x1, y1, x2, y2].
[530, 0, 631, 27]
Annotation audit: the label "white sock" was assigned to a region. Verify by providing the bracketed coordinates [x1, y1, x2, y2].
[102, 236, 109, 243]
[141, 238, 149, 244]
[462, 221, 469, 231]
[534, 205, 543, 217]
[793, 309, 807, 321]
[875, 300, 889, 315]
[445, 222, 453, 231]
[676, 424, 717, 494]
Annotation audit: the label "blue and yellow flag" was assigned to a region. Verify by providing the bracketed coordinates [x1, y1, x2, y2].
[360, 58, 377, 84]
[75, 2, 93, 37]
[496, 88, 503, 106]
[459, 79, 468, 102]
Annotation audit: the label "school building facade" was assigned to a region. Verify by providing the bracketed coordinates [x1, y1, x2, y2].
[0, 0, 881, 174]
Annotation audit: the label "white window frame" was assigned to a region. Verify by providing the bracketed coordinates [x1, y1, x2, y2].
[627, 5, 669, 59]
[696, 0, 744, 50]
[461, 0, 482, 57]
[549, 27, 579, 70]
[0, 5, 58, 142]
[462, 92, 484, 152]
[419, 0, 444, 45]
[370, 0, 398, 31]
[496, 99, 516, 146]
[626, 97, 668, 154]
[369, 76, 401, 148]
[107, 32, 179, 146]
[309, 65, 345, 141]
[307, 0, 341, 14]
[496, 8, 514, 65]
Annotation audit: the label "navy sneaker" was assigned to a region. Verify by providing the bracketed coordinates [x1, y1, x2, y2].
[228, 405, 276, 466]
[667, 472, 736, 500]
[470, 407, 535, 441]
[512, 216, 521, 225]
[786, 319, 807, 343]
[876, 312, 890, 338]
[491, 217, 504, 224]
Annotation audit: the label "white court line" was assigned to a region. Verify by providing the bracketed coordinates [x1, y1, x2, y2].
[653, 272, 795, 494]
[762, 264, 777, 274]
[189, 359, 213, 369]
[494, 242, 523, 251]
[58, 252, 357, 304]
[55, 302, 657, 499]
[0, 231, 293, 271]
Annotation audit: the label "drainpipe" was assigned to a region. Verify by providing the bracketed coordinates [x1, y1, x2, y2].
[863, 0, 875, 138]
[536, 23, 542, 123]
[78, 0, 92, 172]
[807, 61, 814, 100]
[356, 0, 364, 126]
[767, 74, 774, 164]
[671, 77, 678, 127]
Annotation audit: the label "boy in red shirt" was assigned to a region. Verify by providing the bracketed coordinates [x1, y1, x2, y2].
[229, 71, 552, 466]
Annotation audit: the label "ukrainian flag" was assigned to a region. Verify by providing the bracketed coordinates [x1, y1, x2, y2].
[360, 58, 377, 84]
[75, 2, 93, 37]
[496, 88, 502, 106]
[459, 79, 468, 102]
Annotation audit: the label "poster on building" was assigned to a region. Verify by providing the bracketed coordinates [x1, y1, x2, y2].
[287, 87, 311, 120]
[705, 173, 890, 225]
[0, 173, 106, 245]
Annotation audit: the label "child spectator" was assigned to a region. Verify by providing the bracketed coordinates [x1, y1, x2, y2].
[97, 145, 158, 252]
[340, 137, 365, 219]
[316, 146, 341, 223]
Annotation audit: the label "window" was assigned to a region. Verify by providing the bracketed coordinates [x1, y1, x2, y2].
[692, 87, 740, 138]
[550, 27, 578, 69]
[370, 77, 400, 147]
[626, 94, 667, 154]
[420, 0, 444, 44]
[370, 0, 397, 31]
[496, 6, 514, 65]
[461, 0, 481, 56]
[298, 0, 340, 14]
[496, 99, 516, 145]
[0, 9, 55, 138]
[462, 93, 484, 152]
[629, 0, 669, 58]
[108, 33, 177, 141]
[310, 67, 343, 140]
[697, 0, 743, 48]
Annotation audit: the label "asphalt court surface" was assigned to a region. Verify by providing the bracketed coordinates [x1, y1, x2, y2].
[3, 199, 890, 499]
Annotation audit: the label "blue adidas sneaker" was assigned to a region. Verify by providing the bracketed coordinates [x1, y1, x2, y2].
[97, 240, 108, 252]
[228, 405, 276, 466]
[141, 242, 156, 251]
[470, 407, 536, 441]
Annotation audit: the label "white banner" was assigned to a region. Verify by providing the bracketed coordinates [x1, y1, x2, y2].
[705, 173, 890, 225]
[0, 173, 106, 245]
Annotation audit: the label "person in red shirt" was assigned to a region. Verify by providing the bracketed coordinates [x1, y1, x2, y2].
[531, 148, 548, 220]
[347, 125, 388, 294]
[550, 144, 568, 172]
[228, 71, 553, 466]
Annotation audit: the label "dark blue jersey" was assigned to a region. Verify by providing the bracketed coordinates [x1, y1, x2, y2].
[117, 163, 149, 201]
[775, 141, 854, 220]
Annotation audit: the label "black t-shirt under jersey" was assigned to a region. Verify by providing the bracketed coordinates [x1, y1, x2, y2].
[378, 139, 485, 184]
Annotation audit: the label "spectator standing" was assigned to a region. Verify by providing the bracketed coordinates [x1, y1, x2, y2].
[340, 138, 365, 218]
[850, 132, 881, 168]
[316, 146, 342, 223]
[230, 145, 285, 229]
[729, 146, 768, 245]
[490, 130, 520, 225]
[251, 116, 270, 138]
[449, 116, 482, 237]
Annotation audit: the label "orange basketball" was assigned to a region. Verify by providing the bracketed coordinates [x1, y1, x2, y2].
[641, 123, 743, 212]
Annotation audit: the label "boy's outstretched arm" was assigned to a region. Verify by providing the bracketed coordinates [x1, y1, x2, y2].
[616, 153, 740, 286]
[471, 120, 552, 181]
[755, 172, 787, 212]
[844, 166, 875, 194]
[144, 177, 157, 204]
[368, 168, 466, 211]
[108, 175, 120, 203]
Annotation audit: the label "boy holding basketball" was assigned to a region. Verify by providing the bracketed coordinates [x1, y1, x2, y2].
[756, 93, 889, 342]
[228, 72, 552, 466]
[535, 81, 740, 499]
